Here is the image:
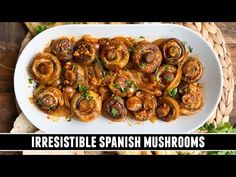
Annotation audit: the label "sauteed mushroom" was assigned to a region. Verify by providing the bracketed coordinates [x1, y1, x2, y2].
[30, 53, 61, 85]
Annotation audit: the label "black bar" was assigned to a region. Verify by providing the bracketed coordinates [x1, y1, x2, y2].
[0, 134, 235, 150]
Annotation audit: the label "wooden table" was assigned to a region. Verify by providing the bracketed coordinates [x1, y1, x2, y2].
[1, 22, 236, 133]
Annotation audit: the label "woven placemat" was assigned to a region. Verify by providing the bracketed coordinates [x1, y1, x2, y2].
[12, 22, 234, 155]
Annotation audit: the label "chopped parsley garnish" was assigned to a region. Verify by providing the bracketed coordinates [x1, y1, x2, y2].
[164, 76, 173, 82]
[111, 108, 118, 117]
[140, 62, 146, 68]
[139, 36, 145, 39]
[169, 88, 178, 97]
[120, 85, 126, 92]
[36, 99, 42, 105]
[77, 84, 88, 92]
[113, 83, 127, 92]
[95, 55, 101, 64]
[48, 105, 56, 111]
[113, 96, 119, 102]
[35, 25, 47, 34]
[28, 78, 33, 84]
[182, 41, 193, 53]
[188, 45, 193, 53]
[164, 65, 169, 71]
[126, 80, 133, 87]
[123, 87, 128, 92]
[113, 84, 120, 89]
[81, 91, 93, 100]
[61, 48, 68, 54]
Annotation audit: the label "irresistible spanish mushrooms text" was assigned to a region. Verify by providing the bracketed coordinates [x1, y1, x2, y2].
[29, 35, 204, 122]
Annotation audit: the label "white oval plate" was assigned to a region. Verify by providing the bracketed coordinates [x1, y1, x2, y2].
[14, 24, 223, 134]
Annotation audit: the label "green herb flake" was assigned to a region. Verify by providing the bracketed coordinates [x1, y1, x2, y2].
[182, 41, 193, 52]
[113, 84, 120, 89]
[126, 80, 133, 87]
[120, 85, 125, 92]
[48, 105, 56, 111]
[36, 99, 42, 105]
[113, 96, 119, 102]
[164, 76, 173, 82]
[123, 87, 128, 92]
[95, 55, 101, 64]
[28, 78, 33, 84]
[139, 36, 145, 39]
[188, 45, 193, 53]
[164, 65, 169, 71]
[169, 88, 178, 98]
[77, 84, 88, 92]
[81, 91, 93, 100]
[61, 48, 68, 54]
[140, 62, 146, 68]
[111, 108, 118, 117]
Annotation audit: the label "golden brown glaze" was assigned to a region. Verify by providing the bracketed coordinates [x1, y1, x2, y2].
[102, 94, 127, 122]
[109, 70, 137, 97]
[133, 70, 162, 96]
[30, 53, 61, 85]
[156, 96, 180, 122]
[126, 91, 157, 121]
[34, 87, 64, 114]
[84, 59, 105, 91]
[70, 91, 102, 122]
[73, 41, 96, 65]
[156, 64, 177, 90]
[160, 38, 186, 65]
[50, 38, 74, 61]
[132, 42, 162, 73]
[178, 82, 204, 115]
[100, 39, 129, 71]
[62, 86, 76, 108]
[98, 86, 111, 101]
[61, 62, 85, 89]
[182, 57, 203, 83]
